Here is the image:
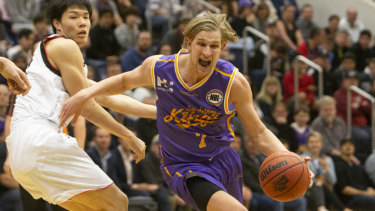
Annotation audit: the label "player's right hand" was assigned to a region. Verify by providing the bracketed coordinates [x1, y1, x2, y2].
[128, 136, 146, 163]
[59, 89, 88, 128]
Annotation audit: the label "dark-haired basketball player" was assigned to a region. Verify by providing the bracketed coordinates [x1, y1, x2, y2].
[6, 0, 156, 210]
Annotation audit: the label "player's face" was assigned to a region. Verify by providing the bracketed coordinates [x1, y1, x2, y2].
[54, 6, 90, 47]
[187, 30, 225, 77]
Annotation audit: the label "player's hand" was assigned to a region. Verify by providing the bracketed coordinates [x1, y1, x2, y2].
[1, 59, 31, 96]
[59, 89, 89, 128]
[128, 136, 146, 163]
[304, 157, 314, 188]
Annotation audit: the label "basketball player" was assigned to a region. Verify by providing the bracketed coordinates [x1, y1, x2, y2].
[0, 57, 31, 96]
[6, 0, 156, 210]
[60, 13, 313, 211]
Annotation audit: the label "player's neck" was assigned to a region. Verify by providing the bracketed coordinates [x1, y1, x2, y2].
[178, 54, 211, 86]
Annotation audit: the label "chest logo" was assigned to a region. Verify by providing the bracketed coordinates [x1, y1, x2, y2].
[206, 89, 223, 106]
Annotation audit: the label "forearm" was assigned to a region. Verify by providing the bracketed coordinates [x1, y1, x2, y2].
[342, 186, 368, 196]
[250, 127, 288, 156]
[74, 116, 86, 149]
[85, 74, 126, 100]
[95, 94, 157, 119]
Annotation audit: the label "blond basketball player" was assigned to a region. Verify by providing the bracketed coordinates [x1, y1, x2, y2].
[6, 0, 155, 210]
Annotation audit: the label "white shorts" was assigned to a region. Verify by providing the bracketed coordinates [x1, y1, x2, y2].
[6, 119, 113, 204]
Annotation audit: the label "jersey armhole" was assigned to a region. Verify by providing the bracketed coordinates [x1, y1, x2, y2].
[151, 55, 162, 91]
[224, 67, 238, 114]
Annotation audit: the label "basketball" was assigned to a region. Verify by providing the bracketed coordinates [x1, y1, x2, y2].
[258, 151, 310, 202]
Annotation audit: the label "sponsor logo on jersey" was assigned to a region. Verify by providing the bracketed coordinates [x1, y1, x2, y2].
[157, 76, 173, 93]
[206, 89, 223, 106]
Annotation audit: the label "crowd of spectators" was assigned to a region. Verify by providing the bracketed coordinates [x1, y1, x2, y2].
[1, 0, 375, 210]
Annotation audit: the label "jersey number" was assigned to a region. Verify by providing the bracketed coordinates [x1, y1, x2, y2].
[196, 133, 207, 148]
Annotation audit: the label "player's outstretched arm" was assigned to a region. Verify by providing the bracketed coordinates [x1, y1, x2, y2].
[49, 39, 145, 162]
[59, 55, 159, 125]
[0, 57, 31, 96]
[88, 80, 156, 119]
[230, 72, 288, 155]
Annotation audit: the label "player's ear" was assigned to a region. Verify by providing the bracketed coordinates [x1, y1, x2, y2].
[52, 19, 61, 32]
[221, 42, 227, 50]
[185, 38, 192, 51]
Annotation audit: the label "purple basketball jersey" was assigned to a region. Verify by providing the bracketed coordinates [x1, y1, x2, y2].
[152, 49, 238, 165]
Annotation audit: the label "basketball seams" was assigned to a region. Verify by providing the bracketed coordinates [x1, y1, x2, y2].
[260, 155, 303, 170]
[272, 163, 306, 199]
[260, 162, 304, 189]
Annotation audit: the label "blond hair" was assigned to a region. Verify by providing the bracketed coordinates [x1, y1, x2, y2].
[256, 76, 283, 105]
[182, 12, 238, 48]
[307, 131, 323, 144]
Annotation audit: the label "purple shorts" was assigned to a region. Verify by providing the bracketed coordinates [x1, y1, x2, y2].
[160, 146, 243, 210]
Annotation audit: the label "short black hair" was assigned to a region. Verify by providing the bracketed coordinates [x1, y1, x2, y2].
[360, 29, 372, 39]
[33, 14, 48, 25]
[328, 14, 339, 22]
[294, 106, 310, 115]
[122, 6, 139, 19]
[99, 6, 114, 18]
[309, 27, 323, 39]
[47, 0, 92, 33]
[340, 138, 354, 147]
[18, 28, 33, 40]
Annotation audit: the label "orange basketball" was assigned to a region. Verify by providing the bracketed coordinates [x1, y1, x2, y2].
[258, 151, 310, 202]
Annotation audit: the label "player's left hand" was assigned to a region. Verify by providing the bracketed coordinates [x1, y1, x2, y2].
[1, 59, 31, 96]
[304, 157, 314, 188]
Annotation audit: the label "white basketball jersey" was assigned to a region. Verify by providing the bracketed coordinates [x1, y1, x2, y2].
[12, 35, 87, 127]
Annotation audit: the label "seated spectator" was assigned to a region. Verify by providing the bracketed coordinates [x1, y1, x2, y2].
[283, 59, 315, 104]
[338, 7, 364, 44]
[264, 102, 299, 152]
[0, 142, 22, 211]
[145, 0, 180, 37]
[240, 136, 282, 211]
[334, 72, 372, 162]
[86, 127, 113, 174]
[301, 132, 350, 211]
[311, 96, 347, 156]
[365, 153, 375, 191]
[350, 29, 372, 72]
[252, 2, 270, 33]
[138, 135, 177, 211]
[121, 31, 152, 72]
[230, 132, 252, 209]
[32, 14, 50, 43]
[6, 28, 34, 62]
[331, 30, 351, 70]
[161, 17, 190, 54]
[159, 44, 172, 55]
[297, 28, 326, 60]
[296, 4, 318, 41]
[290, 106, 310, 153]
[114, 6, 140, 54]
[334, 139, 375, 210]
[331, 52, 358, 92]
[86, 7, 119, 61]
[271, 0, 299, 18]
[5, 0, 40, 32]
[229, 0, 254, 38]
[255, 75, 283, 121]
[276, 4, 303, 54]
[325, 15, 340, 41]
[94, 0, 123, 27]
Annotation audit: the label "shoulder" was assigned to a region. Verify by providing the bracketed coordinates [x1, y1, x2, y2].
[47, 38, 80, 56]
